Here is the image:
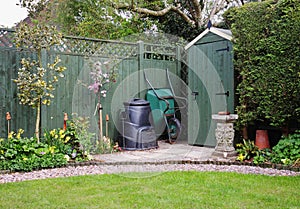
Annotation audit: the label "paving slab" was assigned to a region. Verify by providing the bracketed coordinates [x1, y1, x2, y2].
[93, 141, 216, 163]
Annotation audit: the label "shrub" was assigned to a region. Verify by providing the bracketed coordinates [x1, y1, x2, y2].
[224, 0, 300, 129]
[271, 131, 300, 165]
[236, 139, 259, 162]
[43, 124, 91, 162]
[68, 114, 96, 154]
[236, 131, 300, 166]
[0, 130, 67, 171]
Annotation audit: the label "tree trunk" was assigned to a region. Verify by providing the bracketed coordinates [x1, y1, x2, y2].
[242, 126, 248, 139]
[35, 99, 41, 143]
[281, 126, 289, 137]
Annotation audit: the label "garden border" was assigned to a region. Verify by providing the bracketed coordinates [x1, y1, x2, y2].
[0, 159, 299, 175]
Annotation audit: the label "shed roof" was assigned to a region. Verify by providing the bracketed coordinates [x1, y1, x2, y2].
[184, 27, 232, 50]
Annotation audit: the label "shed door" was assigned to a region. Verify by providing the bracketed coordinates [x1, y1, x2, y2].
[188, 39, 234, 146]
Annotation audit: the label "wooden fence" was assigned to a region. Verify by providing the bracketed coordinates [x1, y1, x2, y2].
[0, 29, 185, 140]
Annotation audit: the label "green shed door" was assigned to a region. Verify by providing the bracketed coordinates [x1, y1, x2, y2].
[188, 36, 234, 146]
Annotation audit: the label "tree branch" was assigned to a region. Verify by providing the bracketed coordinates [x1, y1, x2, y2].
[171, 5, 196, 27]
[191, 0, 202, 26]
[134, 5, 174, 16]
[112, 1, 196, 27]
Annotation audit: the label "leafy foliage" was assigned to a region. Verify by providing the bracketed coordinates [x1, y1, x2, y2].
[224, 0, 300, 128]
[155, 3, 206, 41]
[14, 56, 65, 107]
[236, 130, 300, 166]
[43, 122, 92, 162]
[18, 0, 48, 19]
[14, 23, 66, 140]
[66, 114, 96, 154]
[44, 0, 149, 39]
[236, 139, 259, 162]
[0, 130, 67, 171]
[0, 116, 98, 172]
[35, 0, 241, 40]
[270, 131, 300, 165]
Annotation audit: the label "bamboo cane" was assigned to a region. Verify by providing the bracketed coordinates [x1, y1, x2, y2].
[99, 103, 103, 141]
[105, 114, 109, 137]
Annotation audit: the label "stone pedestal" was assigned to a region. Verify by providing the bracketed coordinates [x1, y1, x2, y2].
[211, 114, 238, 158]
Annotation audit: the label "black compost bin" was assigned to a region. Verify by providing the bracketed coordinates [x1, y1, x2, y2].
[121, 98, 157, 150]
[123, 98, 151, 126]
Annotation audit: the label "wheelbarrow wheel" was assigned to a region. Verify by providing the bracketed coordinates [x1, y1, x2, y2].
[168, 117, 181, 142]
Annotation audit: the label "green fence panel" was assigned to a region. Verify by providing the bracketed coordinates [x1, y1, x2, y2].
[0, 47, 36, 137]
[0, 30, 182, 142]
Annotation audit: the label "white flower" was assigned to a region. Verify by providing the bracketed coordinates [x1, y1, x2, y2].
[87, 154, 93, 160]
[101, 90, 107, 97]
[64, 155, 70, 161]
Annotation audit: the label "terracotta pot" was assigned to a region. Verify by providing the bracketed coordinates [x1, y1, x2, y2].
[255, 130, 270, 149]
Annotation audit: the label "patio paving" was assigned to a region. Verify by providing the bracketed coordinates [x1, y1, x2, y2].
[93, 140, 217, 163]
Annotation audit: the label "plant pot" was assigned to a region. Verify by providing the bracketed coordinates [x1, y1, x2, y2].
[255, 130, 270, 150]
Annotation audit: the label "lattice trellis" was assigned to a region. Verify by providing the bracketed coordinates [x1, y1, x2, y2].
[0, 28, 179, 60]
[0, 29, 14, 47]
[53, 36, 138, 58]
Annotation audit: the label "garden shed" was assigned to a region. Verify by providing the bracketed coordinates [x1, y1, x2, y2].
[185, 27, 234, 147]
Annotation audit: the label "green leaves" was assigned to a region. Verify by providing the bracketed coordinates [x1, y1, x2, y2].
[13, 57, 65, 108]
[224, 0, 300, 128]
[13, 22, 67, 139]
[15, 24, 62, 50]
[271, 131, 300, 165]
[236, 130, 300, 166]
[0, 135, 68, 171]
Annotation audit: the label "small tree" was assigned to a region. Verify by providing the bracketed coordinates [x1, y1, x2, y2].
[87, 60, 117, 142]
[14, 23, 66, 142]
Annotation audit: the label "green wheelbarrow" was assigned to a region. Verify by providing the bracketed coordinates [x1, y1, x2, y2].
[144, 69, 186, 143]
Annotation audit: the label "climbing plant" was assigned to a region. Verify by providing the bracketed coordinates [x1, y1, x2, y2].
[224, 0, 300, 131]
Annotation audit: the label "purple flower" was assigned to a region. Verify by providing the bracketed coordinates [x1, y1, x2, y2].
[88, 82, 100, 93]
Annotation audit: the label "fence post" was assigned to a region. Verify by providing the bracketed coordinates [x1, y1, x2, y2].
[137, 41, 144, 98]
[176, 45, 181, 76]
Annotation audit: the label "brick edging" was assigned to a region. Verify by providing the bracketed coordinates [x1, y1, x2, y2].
[1, 160, 299, 174]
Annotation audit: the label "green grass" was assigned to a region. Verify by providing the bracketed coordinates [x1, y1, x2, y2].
[0, 171, 299, 209]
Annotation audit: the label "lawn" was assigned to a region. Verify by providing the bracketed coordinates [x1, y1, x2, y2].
[0, 171, 299, 209]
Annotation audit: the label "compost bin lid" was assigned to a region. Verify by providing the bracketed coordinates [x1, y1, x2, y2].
[123, 98, 150, 106]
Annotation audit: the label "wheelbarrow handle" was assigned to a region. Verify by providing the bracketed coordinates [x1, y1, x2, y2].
[161, 98, 170, 114]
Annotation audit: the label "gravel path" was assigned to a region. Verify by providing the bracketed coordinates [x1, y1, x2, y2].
[1, 163, 299, 184]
